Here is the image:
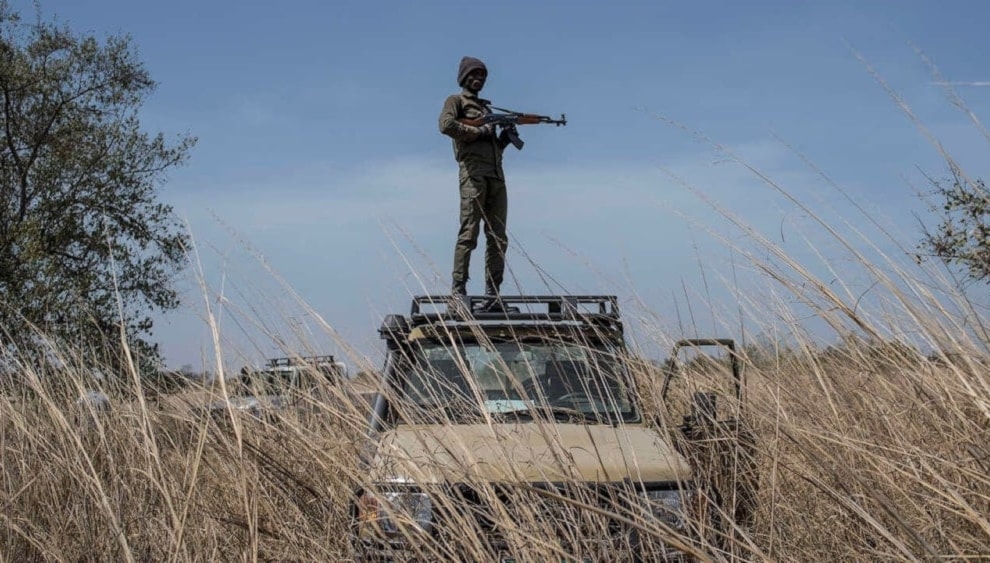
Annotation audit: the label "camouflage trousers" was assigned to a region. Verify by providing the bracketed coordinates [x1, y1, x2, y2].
[452, 173, 507, 291]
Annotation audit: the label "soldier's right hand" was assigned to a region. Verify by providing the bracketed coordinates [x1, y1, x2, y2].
[476, 123, 495, 138]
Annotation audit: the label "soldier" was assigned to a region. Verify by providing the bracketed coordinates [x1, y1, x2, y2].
[438, 56, 516, 308]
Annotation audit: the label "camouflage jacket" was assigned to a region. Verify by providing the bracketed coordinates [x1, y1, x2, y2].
[438, 90, 510, 180]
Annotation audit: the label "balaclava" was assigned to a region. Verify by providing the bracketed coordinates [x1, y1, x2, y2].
[457, 56, 487, 87]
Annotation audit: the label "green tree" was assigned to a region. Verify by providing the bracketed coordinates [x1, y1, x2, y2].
[0, 3, 195, 373]
[920, 171, 990, 285]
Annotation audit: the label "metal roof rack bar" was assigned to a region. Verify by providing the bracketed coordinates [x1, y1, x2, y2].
[409, 294, 620, 324]
[265, 355, 337, 368]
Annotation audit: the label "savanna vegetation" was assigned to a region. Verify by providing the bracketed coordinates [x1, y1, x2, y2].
[1, 305, 988, 561]
[1, 2, 988, 562]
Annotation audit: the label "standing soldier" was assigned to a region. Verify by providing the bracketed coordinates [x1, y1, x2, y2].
[438, 56, 516, 309]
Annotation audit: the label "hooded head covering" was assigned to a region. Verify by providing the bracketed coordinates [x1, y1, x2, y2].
[457, 56, 487, 87]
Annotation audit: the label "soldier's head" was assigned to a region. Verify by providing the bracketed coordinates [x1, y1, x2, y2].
[458, 56, 488, 93]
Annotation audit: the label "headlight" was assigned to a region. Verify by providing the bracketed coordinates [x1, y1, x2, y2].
[643, 489, 689, 530]
[357, 490, 433, 537]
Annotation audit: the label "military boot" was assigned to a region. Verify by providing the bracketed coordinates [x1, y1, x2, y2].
[474, 281, 504, 313]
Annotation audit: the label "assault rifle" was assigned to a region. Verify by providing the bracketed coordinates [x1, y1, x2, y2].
[459, 105, 567, 150]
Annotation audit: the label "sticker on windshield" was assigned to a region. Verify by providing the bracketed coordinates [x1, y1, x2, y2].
[484, 400, 530, 413]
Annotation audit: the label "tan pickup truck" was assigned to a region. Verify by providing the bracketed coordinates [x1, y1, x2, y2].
[350, 295, 754, 562]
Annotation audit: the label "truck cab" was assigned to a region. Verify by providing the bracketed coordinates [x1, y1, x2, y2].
[350, 295, 739, 561]
[207, 355, 347, 421]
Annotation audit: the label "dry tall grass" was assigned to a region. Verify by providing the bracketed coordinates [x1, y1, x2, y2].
[2, 273, 988, 562]
[3, 63, 989, 563]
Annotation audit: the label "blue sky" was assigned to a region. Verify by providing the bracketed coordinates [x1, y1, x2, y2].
[16, 1, 990, 371]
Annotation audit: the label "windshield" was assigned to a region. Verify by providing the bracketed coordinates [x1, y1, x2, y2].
[397, 338, 637, 424]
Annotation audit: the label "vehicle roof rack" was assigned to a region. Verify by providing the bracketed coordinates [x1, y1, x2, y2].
[409, 294, 621, 328]
[265, 355, 337, 368]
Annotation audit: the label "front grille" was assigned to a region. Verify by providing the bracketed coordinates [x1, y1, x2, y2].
[431, 482, 676, 560]
[354, 481, 692, 562]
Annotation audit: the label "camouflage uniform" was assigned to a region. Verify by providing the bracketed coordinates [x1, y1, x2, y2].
[439, 57, 513, 296]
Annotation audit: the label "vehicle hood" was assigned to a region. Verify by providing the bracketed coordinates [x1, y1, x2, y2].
[371, 422, 691, 485]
